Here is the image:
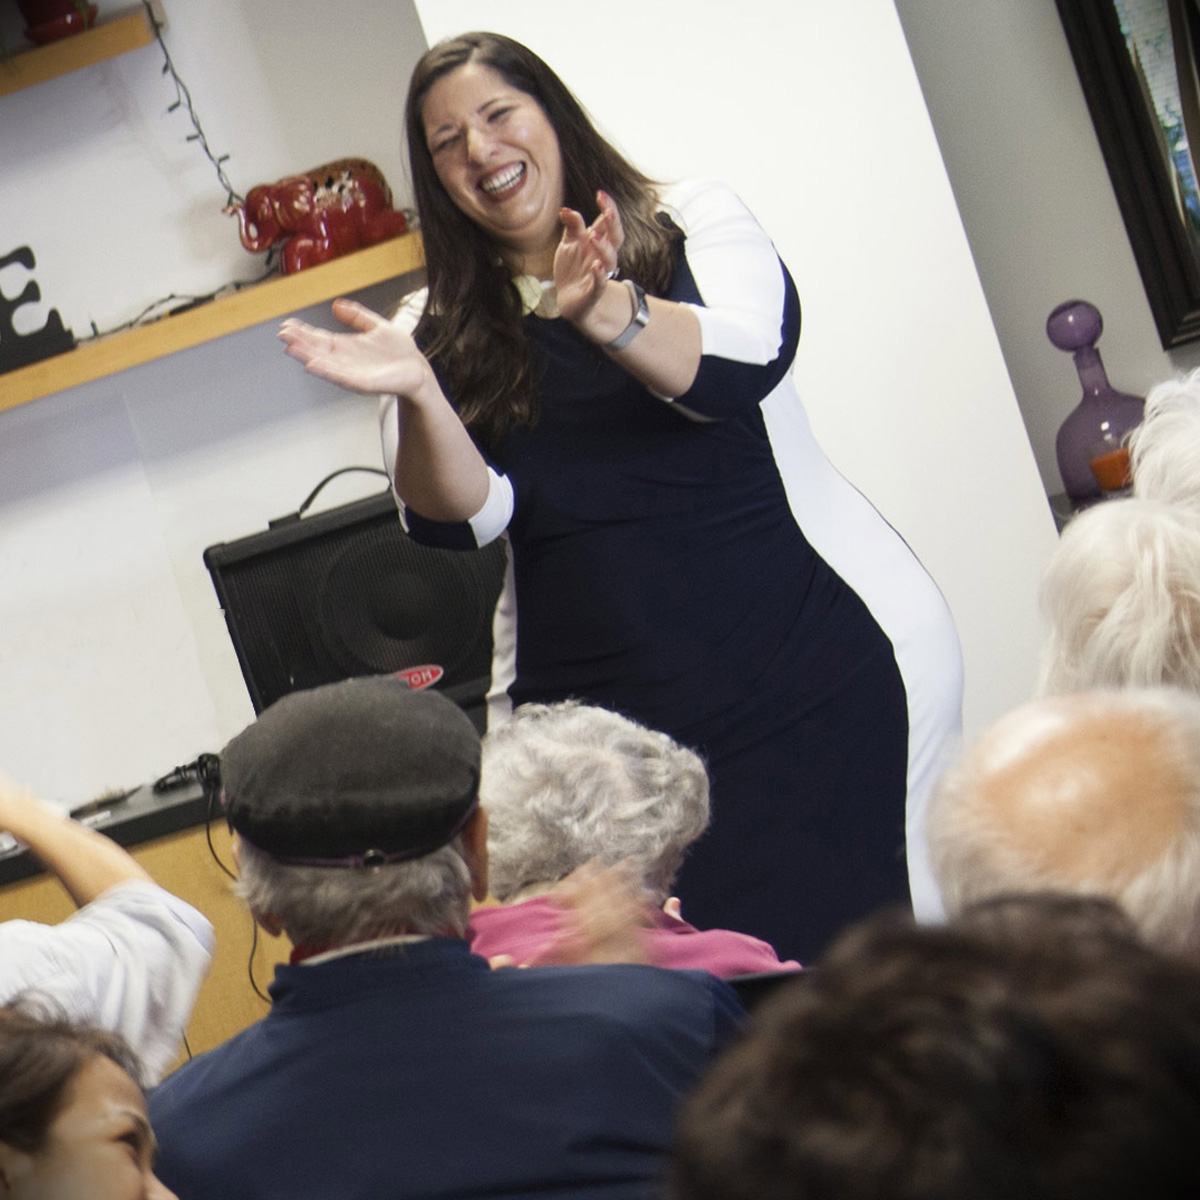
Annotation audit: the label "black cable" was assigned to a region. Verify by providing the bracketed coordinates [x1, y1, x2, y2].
[70, 3, 279, 345]
[141, 0, 242, 208]
[77, 266, 278, 343]
[266, 467, 392, 529]
[202, 763, 236, 881]
[297, 467, 391, 516]
[201, 759, 271, 1003]
[247, 923, 271, 1004]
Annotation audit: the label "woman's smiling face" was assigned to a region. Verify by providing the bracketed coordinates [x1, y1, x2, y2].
[422, 60, 566, 274]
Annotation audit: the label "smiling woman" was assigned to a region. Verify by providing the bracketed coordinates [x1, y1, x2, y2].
[0, 1006, 176, 1200]
[422, 62, 567, 276]
[277, 31, 964, 963]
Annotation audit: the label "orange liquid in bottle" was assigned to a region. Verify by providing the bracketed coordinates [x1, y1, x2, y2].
[1089, 446, 1132, 491]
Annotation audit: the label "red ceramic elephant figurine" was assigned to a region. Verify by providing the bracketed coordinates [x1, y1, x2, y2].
[227, 159, 411, 274]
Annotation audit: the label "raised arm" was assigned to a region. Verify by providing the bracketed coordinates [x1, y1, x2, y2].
[0, 775, 152, 908]
[280, 298, 489, 522]
[554, 191, 702, 399]
[558, 182, 799, 416]
[0, 774, 214, 1083]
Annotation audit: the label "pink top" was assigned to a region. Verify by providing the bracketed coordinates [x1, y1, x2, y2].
[467, 896, 801, 977]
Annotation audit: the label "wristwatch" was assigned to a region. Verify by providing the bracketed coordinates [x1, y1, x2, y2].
[606, 279, 650, 350]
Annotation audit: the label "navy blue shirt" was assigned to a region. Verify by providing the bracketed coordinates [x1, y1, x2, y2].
[149, 938, 743, 1200]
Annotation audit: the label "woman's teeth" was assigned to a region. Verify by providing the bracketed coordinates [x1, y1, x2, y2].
[481, 164, 525, 195]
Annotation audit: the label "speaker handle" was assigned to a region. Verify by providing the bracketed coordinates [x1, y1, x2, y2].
[268, 466, 392, 530]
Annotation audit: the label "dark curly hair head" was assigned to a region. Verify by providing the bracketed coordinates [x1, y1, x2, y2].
[670, 893, 1200, 1200]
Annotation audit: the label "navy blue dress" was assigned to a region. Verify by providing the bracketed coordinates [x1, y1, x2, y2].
[389, 181, 963, 963]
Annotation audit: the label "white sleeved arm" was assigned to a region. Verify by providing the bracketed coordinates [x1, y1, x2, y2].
[662, 179, 792, 364]
[656, 180, 802, 419]
[0, 879, 214, 1085]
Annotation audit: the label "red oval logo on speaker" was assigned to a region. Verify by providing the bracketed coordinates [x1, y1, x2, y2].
[395, 664, 444, 690]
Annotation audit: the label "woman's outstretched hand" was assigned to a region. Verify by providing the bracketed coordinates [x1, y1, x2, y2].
[279, 297, 431, 398]
[554, 189, 624, 325]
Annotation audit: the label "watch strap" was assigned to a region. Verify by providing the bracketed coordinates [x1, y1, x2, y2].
[606, 279, 650, 350]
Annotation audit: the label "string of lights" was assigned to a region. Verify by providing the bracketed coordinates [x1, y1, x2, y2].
[142, 0, 242, 209]
[77, 3, 278, 343]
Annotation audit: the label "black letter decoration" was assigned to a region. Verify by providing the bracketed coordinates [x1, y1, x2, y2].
[0, 245, 76, 376]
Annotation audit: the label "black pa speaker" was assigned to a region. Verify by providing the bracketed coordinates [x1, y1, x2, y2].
[203, 485, 507, 732]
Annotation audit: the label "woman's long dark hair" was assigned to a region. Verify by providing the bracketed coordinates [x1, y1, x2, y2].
[405, 32, 681, 449]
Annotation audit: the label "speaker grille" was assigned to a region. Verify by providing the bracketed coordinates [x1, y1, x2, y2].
[204, 491, 507, 717]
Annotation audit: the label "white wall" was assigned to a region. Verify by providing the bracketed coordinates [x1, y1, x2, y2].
[416, 0, 1059, 744]
[0, 0, 428, 804]
[0, 0, 1058, 805]
[895, 0, 1200, 496]
[0, 0, 425, 334]
[0, 276, 423, 805]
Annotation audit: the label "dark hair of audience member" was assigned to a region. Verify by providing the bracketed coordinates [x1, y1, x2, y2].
[0, 1003, 143, 1154]
[668, 894, 1200, 1200]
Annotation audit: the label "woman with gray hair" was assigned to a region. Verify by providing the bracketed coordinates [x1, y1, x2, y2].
[1129, 367, 1200, 511]
[469, 701, 800, 974]
[1036, 497, 1200, 696]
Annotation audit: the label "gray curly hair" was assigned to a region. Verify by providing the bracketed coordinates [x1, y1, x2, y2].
[482, 701, 710, 903]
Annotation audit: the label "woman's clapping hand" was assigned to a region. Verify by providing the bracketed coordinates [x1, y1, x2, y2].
[279, 298, 433, 399]
[554, 189, 624, 326]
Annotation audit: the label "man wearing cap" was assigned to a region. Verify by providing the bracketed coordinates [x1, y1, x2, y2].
[147, 676, 743, 1200]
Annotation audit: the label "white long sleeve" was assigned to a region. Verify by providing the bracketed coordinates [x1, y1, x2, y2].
[0, 879, 214, 1084]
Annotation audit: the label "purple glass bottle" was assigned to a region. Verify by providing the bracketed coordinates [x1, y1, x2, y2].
[1047, 299, 1145, 505]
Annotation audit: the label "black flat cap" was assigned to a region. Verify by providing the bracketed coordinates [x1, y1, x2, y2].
[220, 676, 480, 866]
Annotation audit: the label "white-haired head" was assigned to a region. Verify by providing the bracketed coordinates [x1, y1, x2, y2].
[234, 838, 474, 944]
[1036, 497, 1200, 696]
[482, 701, 710, 903]
[928, 687, 1200, 957]
[1130, 367, 1200, 511]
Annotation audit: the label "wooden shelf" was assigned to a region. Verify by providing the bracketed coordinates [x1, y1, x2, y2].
[0, 233, 426, 412]
[0, 10, 154, 98]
